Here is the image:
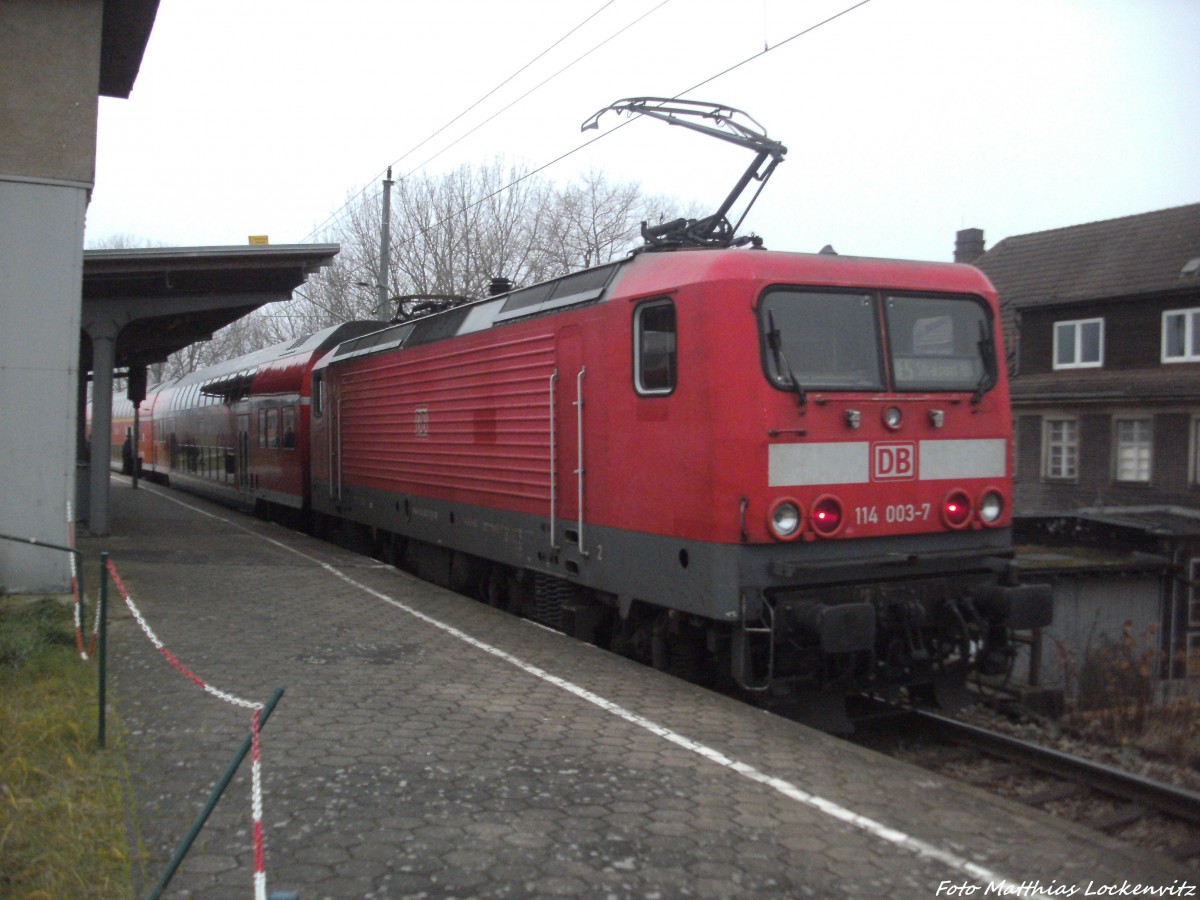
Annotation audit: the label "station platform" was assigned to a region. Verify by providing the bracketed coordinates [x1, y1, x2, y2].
[79, 479, 1191, 898]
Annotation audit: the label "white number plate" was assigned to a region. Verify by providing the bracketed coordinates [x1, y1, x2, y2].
[854, 503, 931, 525]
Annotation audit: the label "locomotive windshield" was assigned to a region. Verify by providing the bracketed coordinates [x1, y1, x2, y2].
[759, 289, 993, 393]
[884, 294, 990, 391]
[760, 291, 884, 391]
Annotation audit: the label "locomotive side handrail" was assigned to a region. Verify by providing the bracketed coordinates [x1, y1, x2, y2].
[575, 367, 589, 558]
[549, 370, 559, 551]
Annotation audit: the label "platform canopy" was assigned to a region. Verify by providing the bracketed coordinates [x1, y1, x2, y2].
[82, 244, 339, 371]
[81, 243, 339, 534]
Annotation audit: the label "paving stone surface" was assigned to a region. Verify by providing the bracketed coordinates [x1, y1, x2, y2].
[79, 481, 1193, 898]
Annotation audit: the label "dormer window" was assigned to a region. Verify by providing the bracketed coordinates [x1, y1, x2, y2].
[1163, 307, 1200, 363]
[1053, 318, 1103, 369]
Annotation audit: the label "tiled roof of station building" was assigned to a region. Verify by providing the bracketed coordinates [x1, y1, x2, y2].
[976, 203, 1200, 311]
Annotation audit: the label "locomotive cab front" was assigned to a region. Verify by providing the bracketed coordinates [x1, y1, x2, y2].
[704, 255, 1052, 707]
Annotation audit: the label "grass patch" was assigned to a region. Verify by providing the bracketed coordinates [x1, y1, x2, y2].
[0, 597, 136, 898]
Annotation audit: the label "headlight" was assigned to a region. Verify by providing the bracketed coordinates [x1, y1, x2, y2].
[883, 406, 903, 430]
[979, 490, 1004, 525]
[768, 498, 803, 541]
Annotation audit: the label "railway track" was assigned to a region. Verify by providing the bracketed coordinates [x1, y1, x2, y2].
[849, 706, 1200, 865]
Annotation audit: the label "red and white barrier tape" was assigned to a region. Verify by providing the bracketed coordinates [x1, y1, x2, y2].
[67, 502, 99, 660]
[105, 557, 268, 900]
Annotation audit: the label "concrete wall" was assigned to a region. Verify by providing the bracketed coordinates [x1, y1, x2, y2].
[0, 179, 88, 591]
[0, 0, 102, 591]
[0, 0, 103, 183]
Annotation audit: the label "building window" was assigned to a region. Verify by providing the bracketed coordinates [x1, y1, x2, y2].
[1043, 417, 1078, 480]
[1163, 308, 1200, 363]
[1113, 418, 1152, 483]
[1053, 318, 1103, 369]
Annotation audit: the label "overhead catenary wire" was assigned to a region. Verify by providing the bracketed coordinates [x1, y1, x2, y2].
[391, 0, 674, 185]
[302, 0, 638, 244]
[362, 0, 876, 259]
[286, 0, 876, 323]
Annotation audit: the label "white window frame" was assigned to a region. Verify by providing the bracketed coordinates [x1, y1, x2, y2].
[1162, 307, 1200, 363]
[1042, 416, 1079, 481]
[1113, 417, 1152, 483]
[1191, 416, 1200, 487]
[633, 298, 677, 396]
[1053, 318, 1104, 370]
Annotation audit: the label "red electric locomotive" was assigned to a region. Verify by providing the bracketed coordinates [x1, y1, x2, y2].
[309, 245, 1050, 713]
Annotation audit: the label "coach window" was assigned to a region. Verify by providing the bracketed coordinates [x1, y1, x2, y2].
[281, 407, 296, 449]
[634, 299, 676, 395]
[266, 409, 279, 449]
[313, 373, 324, 418]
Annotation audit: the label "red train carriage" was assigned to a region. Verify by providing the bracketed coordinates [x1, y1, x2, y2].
[114, 321, 377, 511]
[310, 248, 1051, 706]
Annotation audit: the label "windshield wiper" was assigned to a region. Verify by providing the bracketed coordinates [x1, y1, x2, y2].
[767, 310, 806, 408]
[972, 320, 998, 404]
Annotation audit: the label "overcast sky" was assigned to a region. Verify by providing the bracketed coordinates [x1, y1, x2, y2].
[86, 0, 1200, 263]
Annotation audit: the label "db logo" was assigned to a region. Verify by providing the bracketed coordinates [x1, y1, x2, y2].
[872, 442, 916, 481]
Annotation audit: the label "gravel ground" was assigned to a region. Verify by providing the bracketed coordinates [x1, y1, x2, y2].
[946, 703, 1200, 868]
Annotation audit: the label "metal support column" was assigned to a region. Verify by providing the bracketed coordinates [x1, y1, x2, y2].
[86, 320, 119, 535]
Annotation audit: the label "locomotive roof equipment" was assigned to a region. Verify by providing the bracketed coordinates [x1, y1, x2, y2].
[581, 97, 787, 251]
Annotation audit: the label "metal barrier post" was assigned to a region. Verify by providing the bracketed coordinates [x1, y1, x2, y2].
[98, 551, 109, 749]
[148, 686, 285, 900]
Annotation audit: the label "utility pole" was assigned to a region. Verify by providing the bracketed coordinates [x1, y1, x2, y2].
[376, 166, 394, 322]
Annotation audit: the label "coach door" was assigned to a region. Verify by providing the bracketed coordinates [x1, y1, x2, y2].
[554, 326, 587, 556]
[236, 414, 251, 489]
[329, 384, 343, 502]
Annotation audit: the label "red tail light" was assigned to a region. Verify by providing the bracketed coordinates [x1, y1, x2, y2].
[942, 490, 972, 529]
[811, 495, 844, 537]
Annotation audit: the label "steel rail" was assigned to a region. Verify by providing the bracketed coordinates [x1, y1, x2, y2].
[914, 709, 1200, 826]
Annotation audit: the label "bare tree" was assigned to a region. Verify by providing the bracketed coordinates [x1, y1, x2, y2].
[156, 157, 690, 373]
[538, 169, 683, 274]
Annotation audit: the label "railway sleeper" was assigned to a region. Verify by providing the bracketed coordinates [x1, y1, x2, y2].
[1088, 803, 1148, 833]
[1022, 781, 1089, 806]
